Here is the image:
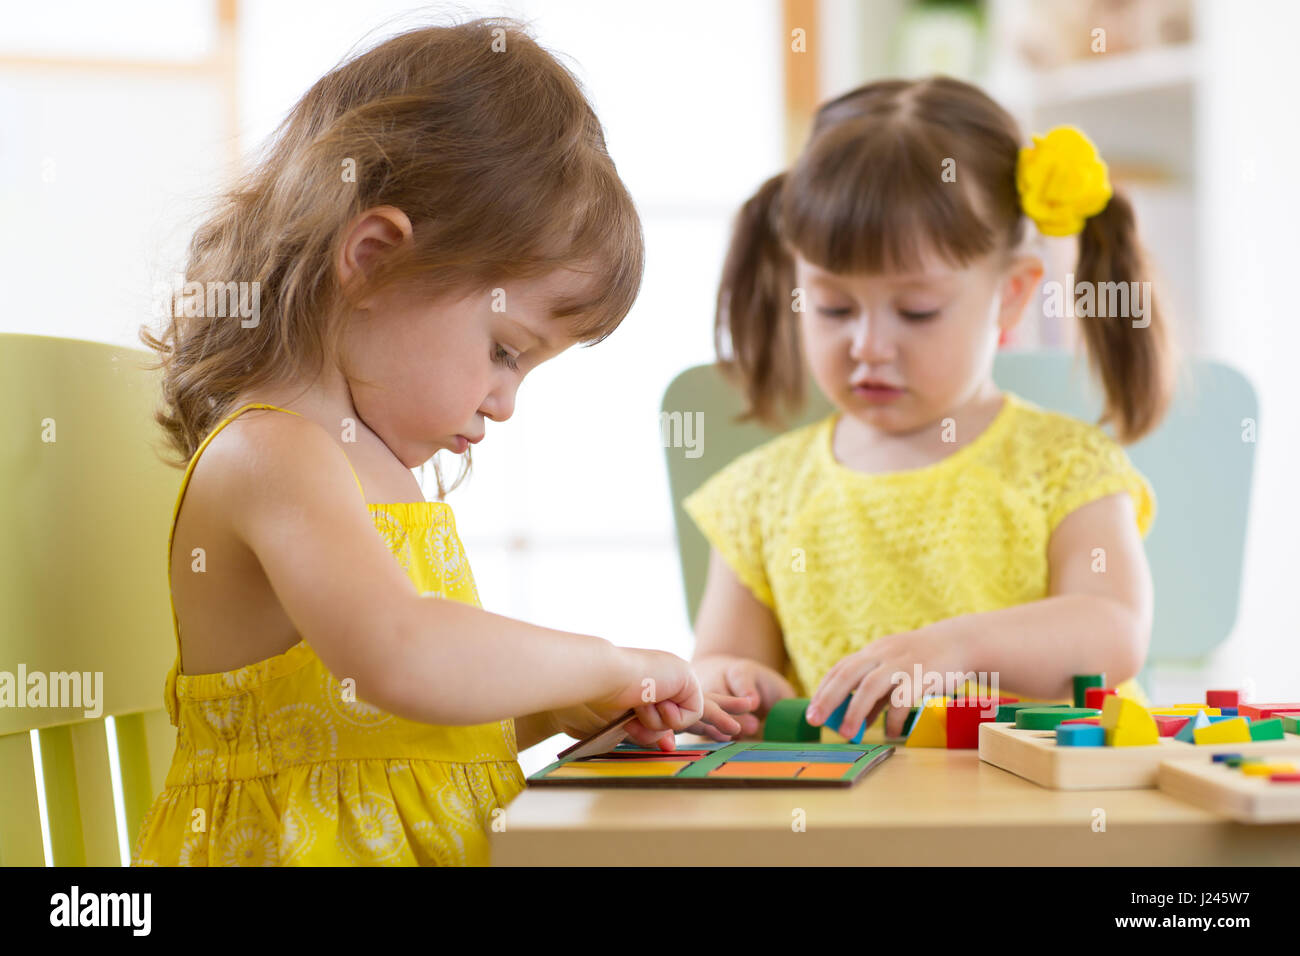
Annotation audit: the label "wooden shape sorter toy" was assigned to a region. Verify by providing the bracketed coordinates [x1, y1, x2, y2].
[528, 740, 894, 788]
[979, 681, 1300, 791]
[1158, 754, 1300, 823]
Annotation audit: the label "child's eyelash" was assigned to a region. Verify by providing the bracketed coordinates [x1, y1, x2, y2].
[816, 307, 939, 321]
[493, 344, 519, 371]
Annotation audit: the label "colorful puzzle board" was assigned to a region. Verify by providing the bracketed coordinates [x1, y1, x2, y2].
[978, 721, 1300, 790]
[528, 739, 893, 788]
[1157, 755, 1300, 823]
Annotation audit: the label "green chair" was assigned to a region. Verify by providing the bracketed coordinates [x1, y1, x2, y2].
[0, 333, 180, 866]
[661, 351, 1258, 689]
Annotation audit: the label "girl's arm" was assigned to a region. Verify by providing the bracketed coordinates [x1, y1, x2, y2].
[691, 548, 795, 736]
[514, 711, 561, 751]
[959, 491, 1154, 699]
[221, 412, 691, 727]
[693, 548, 787, 672]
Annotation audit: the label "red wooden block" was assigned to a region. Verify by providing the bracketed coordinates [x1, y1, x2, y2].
[1206, 689, 1241, 708]
[1084, 687, 1117, 710]
[946, 698, 997, 748]
[1239, 703, 1300, 720]
[1060, 717, 1101, 725]
[1270, 773, 1300, 783]
[1153, 715, 1190, 737]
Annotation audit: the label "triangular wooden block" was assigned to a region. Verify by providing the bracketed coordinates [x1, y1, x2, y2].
[905, 699, 947, 748]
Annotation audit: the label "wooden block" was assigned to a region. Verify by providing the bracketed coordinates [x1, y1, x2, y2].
[905, 700, 947, 748]
[1240, 762, 1297, 776]
[1239, 703, 1300, 721]
[1016, 707, 1100, 730]
[1056, 724, 1105, 747]
[1271, 773, 1300, 782]
[1149, 707, 1222, 717]
[547, 760, 692, 778]
[1060, 717, 1101, 725]
[1174, 711, 1212, 743]
[1085, 687, 1116, 710]
[795, 763, 856, 779]
[945, 700, 989, 749]
[708, 761, 812, 778]
[1195, 717, 1252, 745]
[1279, 714, 1300, 735]
[1153, 715, 1190, 737]
[1073, 674, 1105, 708]
[1102, 695, 1159, 746]
[764, 697, 821, 742]
[1206, 689, 1241, 708]
[1220, 707, 1239, 717]
[1249, 718, 1285, 741]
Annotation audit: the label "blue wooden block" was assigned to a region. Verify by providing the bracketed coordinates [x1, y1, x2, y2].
[1211, 752, 1242, 763]
[1174, 710, 1212, 742]
[792, 750, 868, 762]
[1056, 724, 1106, 746]
[1219, 707, 1238, 717]
[825, 696, 866, 744]
[729, 749, 815, 762]
[1208, 714, 1250, 723]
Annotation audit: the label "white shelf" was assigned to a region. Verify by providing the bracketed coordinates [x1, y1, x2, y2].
[1025, 43, 1202, 108]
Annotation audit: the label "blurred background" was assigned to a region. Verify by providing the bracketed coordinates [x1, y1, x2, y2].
[2, 0, 1297, 777]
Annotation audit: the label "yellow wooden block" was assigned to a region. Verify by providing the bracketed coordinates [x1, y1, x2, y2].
[1150, 707, 1221, 717]
[1193, 717, 1252, 745]
[1240, 762, 1297, 776]
[1102, 695, 1159, 745]
[905, 700, 947, 748]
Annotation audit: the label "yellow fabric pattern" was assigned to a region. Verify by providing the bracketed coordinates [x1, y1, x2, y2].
[131, 403, 524, 866]
[683, 390, 1156, 709]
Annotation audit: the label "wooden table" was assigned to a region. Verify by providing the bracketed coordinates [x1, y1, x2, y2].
[491, 730, 1300, 865]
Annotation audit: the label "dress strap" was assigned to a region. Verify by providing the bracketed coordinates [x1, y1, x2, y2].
[162, 402, 368, 723]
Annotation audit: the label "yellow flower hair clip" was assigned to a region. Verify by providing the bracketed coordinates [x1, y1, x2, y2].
[1016, 125, 1112, 237]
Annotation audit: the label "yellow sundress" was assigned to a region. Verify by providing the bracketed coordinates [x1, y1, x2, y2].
[131, 402, 525, 866]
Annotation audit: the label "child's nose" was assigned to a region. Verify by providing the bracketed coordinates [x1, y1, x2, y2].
[849, 314, 896, 363]
[480, 386, 517, 423]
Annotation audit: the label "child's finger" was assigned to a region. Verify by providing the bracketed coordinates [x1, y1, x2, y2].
[723, 666, 762, 709]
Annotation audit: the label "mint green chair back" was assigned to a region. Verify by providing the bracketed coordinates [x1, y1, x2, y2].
[662, 351, 1258, 682]
[0, 333, 180, 866]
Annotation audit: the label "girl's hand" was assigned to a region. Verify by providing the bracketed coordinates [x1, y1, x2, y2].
[572, 647, 743, 751]
[552, 689, 754, 749]
[805, 624, 969, 740]
[692, 654, 797, 740]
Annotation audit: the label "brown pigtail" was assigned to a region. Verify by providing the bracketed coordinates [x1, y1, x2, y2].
[715, 172, 803, 428]
[1073, 190, 1180, 444]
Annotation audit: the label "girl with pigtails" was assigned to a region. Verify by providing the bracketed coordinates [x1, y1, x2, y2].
[684, 76, 1180, 742]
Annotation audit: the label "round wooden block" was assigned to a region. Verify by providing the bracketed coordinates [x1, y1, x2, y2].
[1015, 707, 1101, 730]
[763, 697, 820, 742]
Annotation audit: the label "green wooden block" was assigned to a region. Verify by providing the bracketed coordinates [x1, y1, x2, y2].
[996, 701, 1073, 722]
[1281, 714, 1300, 735]
[763, 698, 820, 742]
[1072, 674, 1105, 709]
[1248, 717, 1284, 741]
[1015, 707, 1101, 730]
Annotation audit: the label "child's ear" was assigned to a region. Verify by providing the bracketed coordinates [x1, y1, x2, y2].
[336, 206, 415, 304]
[996, 253, 1045, 334]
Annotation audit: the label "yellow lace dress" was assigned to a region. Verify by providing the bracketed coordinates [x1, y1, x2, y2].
[131, 403, 525, 866]
[683, 390, 1156, 710]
